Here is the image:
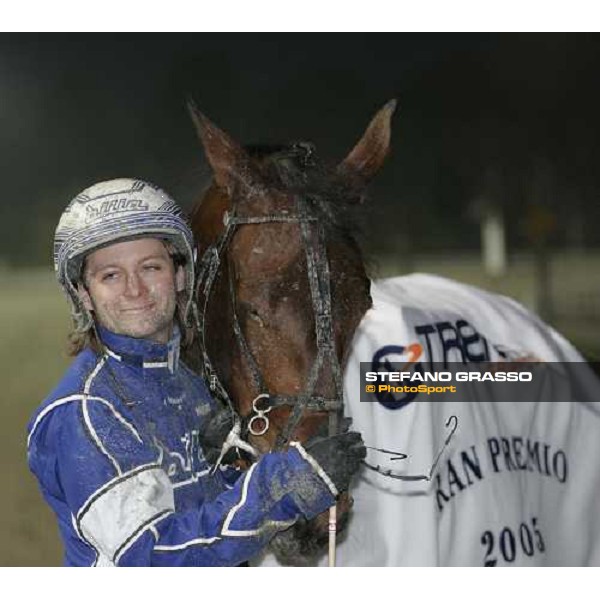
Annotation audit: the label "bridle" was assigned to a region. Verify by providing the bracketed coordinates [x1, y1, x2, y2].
[194, 192, 344, 453]
[193, 168, 458, 483]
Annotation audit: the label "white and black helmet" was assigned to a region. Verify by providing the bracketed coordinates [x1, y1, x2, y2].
[54, 178, 195, 332]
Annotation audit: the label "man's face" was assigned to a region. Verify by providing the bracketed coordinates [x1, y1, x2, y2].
[78, 238, 185, 344]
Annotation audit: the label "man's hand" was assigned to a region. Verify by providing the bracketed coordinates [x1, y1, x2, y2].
[304, 431, 366, 494]
[198, 404, 235, 465]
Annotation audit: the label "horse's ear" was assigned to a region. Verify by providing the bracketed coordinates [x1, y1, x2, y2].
[188, 101, 255, 191]
[338, 99, 397, 182]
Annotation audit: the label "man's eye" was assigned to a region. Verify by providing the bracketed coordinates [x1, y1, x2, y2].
[101, 272, 119, 281]
[144, 264, 162, 271]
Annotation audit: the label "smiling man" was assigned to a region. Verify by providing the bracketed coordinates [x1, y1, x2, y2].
[79, 238, 182, 343]
[27, 178, 365, 567]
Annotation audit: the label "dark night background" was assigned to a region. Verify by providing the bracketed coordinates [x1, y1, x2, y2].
[1, 33, 600, 265]
[3, 32, 600, 566]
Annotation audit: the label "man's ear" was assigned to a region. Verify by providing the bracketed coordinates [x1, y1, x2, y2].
[175, 266, 185, 293]
[77, 282, 93, 312]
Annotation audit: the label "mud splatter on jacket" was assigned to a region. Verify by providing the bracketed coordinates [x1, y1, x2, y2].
[27, 326, 336, 566]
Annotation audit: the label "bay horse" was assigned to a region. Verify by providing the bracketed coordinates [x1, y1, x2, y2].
[186, 102, 600, 566]
[187, 101, 394, 564]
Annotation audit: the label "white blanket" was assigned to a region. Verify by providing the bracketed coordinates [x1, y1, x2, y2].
[256, 274, 600, 566]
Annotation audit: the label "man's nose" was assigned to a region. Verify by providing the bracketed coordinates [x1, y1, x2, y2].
[124, 273, 145, 297]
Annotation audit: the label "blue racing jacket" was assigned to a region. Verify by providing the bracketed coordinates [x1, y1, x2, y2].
[27, 326, 337, 566]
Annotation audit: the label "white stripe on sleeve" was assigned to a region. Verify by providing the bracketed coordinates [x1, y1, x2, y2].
[78, 466, 175, 562]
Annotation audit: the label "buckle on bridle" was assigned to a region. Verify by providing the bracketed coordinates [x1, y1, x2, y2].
[247, 393, 273, 437]
[316, 312, 334, 350]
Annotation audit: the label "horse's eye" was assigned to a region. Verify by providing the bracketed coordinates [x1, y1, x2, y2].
[249, 308, 262, 321]
[240, 304, 266, 328]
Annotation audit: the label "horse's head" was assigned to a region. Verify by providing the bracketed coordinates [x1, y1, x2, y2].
[188, 101, 395, 564]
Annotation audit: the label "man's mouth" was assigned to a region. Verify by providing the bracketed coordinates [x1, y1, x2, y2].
[121, 303, 155, 313]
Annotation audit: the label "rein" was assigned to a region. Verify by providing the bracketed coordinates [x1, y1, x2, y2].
[194, 195, 344, 454]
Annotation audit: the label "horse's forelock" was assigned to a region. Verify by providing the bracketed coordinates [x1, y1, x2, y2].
[242, 142, 369, 246]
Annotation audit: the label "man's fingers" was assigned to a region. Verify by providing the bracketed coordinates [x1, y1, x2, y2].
[340, 417, 353, 433]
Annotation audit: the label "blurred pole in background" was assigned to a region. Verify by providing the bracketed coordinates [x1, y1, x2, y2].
[527, 160, 558, 324]
[481, 203, 506, 279]
[469, 167, 508, 286]
[528, 203, 556, 324]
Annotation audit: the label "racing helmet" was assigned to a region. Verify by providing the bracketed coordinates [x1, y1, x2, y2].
[54, 178, 195, 332]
